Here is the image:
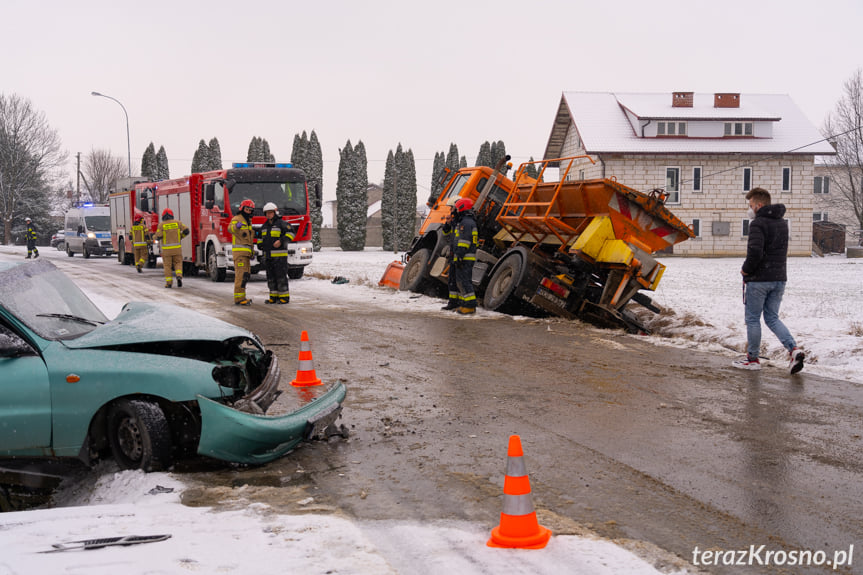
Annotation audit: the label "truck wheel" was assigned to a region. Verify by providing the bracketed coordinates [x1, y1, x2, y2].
[207, 245, 226, 282]
[484, 252, 523, 311]
[399, 248, 430, 292]
[288, 266, 304, 280]
[107, 399, 172, 472]
[118, 239, 127, 264]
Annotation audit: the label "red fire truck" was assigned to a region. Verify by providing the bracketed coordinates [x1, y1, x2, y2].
[134, 162, 318, 281]
[109, 183, 159, 267]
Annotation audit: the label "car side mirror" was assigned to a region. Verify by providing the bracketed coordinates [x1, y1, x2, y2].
[77, 225, 84, 235]
[0, 330, 36, 358]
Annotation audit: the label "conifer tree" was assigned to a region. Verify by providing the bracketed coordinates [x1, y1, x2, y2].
[307, 131, 324, 250]
[260, 139, 275, 162]
[156, 146, 170, 180]
[208, 138, 222, 170]
[428, 151, 446, 206]
[459, 156, 467, 169]
[476, 141, 492, 167]
[140, 142, 157, 180]
[247, 137, 261, 162]
[490, 140, 507, 169]
[336, 140, 366, 250]
[396, 148, 418, 249]
[524, 157, 539, 180]
[191, 139, 210, 173]
[381, 149, 396, 250]
[445, 143, 460, 173]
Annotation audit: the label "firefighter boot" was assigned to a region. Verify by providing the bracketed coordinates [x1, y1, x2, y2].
[136, 266, 142, 273]
[279, 297, 290, 304]
[33, 250, 39, 259]
[457, 306, 476, 315]
[165, 281, 172, 289]
[235, 298, 252, 306]
[176, 276, 183, 288]
[441, 299, 459, 311]
[25, 253, 31, 259]
[265, 296, 277, 304]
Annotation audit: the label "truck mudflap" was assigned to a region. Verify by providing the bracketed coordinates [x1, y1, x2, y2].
[195, 381, 346, 465]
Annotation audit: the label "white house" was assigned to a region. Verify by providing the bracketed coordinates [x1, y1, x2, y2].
[543, 91, 835, 256]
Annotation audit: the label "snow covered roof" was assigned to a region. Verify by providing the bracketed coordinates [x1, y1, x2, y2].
[544, 91, 835, 159]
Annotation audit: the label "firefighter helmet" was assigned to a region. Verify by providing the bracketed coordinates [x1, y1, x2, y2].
[134, 214, 144, 223]
[240, 199, 255, 211]
[455, 198, 474, 212]
[161, 208, 174, 219]
[25, 217, 31, 222]
[262, 202, 278, 213]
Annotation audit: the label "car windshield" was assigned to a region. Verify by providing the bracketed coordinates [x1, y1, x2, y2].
[229, 181, 307, 216]
[85, 215, 111, 231]
[443, 174, 470, 203]
[0, 261, 108, 340]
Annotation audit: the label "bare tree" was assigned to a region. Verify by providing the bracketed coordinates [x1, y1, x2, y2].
[0, 93, 66, 244]
[823, 69, 863, 244]
[83, 148, 125, 203]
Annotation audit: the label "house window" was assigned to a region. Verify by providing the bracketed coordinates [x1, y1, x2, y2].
[814, 176, 830, 194]
[782, 167, 791, 192]
[742, 167, 752, 192]
[657, 121, 687, 136]
[725, 122, 753, 136]
[742, 219, 750, 236]
[579, 169, 585, 180]
[691, 218, 701, 237]
[692, 166, 702, 192]
[665, 167, 680, 204]
[813, 212, 828, 222]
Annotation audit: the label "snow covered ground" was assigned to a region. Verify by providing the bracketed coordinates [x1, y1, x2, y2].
[1, 245, 860, 574]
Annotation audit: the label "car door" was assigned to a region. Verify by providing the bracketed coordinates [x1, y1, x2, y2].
[0, 320, 51, 450]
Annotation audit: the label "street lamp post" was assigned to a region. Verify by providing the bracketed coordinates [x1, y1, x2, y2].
[91, 91, 131, 178]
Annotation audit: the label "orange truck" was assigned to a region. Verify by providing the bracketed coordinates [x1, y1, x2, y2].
[389, 156, 695, 333]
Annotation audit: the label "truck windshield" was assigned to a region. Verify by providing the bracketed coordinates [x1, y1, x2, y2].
[442, 175, 470, 203]
[229, 182, 307, 216]
[84, 215, 111, 231]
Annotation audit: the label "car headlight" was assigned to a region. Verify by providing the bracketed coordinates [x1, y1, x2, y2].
[299, 247, 309, 254]
[87, 232, 96, 239]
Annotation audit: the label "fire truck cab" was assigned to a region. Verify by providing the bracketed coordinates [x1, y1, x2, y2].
[153, 163, 317, 281]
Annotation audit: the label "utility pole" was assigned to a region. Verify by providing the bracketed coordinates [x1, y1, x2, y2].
[76, 153, 81, 203]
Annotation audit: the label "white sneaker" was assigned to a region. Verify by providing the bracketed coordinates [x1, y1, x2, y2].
[732, 357, 761, 371]
[789, 347, 805, 374]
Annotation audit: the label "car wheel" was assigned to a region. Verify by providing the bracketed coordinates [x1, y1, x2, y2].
[207, 245, 226, 282]
[288, 266, 304, 280]
[83, 246, 90, 259]
[483, 252, 524, 311]
[399, 248, 430, 292]
[107, 399, 173, 471]
[117, 239, 126, 264]
[66, 243, 74, 257]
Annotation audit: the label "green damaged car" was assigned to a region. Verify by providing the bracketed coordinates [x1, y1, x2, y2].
[0, 260, 346, 472]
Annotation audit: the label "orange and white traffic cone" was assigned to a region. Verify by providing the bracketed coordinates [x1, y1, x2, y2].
[487, 435, 551, 549]
[290, 330, 323, 387]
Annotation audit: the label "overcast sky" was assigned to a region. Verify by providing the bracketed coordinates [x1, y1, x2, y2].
[3, 0, 861, 202]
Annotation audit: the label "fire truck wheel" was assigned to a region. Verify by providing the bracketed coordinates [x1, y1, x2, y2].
[484, 252, 524, 311]
[288, 267, 304, 280]
[118, 239, 128, 264]
[207, 245, 226, 282]
[399, 248, 430, 292]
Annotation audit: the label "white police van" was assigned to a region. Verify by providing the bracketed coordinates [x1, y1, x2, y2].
[64, 204, 113, 258]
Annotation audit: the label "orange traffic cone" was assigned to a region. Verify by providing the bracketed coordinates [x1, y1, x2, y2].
[487, 435, 551, 549]
[290, 330, 323, 387]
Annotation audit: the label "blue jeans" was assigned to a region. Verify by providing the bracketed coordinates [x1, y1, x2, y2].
[744, 281, 796, 360]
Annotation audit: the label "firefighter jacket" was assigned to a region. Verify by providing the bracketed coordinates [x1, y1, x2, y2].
[129, 223, 151, 247]
[453, 211, 478, 263]
[26, 223, 38, 242]
[258, 218, 294, 257]
[154, 218, 189, 253]
[230, 213, 254, 257]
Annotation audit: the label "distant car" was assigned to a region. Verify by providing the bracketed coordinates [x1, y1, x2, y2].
[0, 260, 346, 472]
[50, 230, 65, 249]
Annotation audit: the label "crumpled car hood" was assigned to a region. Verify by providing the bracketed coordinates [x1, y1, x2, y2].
[63, 301, 257, 349]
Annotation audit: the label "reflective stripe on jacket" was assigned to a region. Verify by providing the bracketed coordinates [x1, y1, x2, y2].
[259, 218, 295, 257]
[154, 220, 187, 252]
[454, 213, 478, 262]
[130, 224, 150, 247]
[230, 214, 254, 254]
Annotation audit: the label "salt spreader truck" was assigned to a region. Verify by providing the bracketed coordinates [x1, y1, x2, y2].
[390, 156, 695, 333]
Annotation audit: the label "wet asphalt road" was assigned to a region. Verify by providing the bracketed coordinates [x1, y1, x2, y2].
[23, 252, 863, 574]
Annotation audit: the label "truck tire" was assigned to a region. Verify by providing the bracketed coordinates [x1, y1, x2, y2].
[483, 252, 524, 311]
[107, 399, 172, 472]
[288, 266, 304, 280]
[118, 238, 133, 265]
[399, 248, 430, 292]
[207, 245, 226, 282]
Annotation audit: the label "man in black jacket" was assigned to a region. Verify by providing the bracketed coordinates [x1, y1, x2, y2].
[733, 188, 804, 373]
[258, 202, 294, 304]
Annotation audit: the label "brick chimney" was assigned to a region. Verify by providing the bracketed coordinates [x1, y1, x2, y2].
[714, 93, 740, 108]
[672, 92, 694, 107]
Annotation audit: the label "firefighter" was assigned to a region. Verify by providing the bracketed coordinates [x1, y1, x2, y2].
[24, 217, 39, 259]
[129, 214, 151, 273]
[447, 198, 479, 315]
[230, 199, 255, 305]
[153, 208, 189, 288]
[258, 202, 294, 304]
